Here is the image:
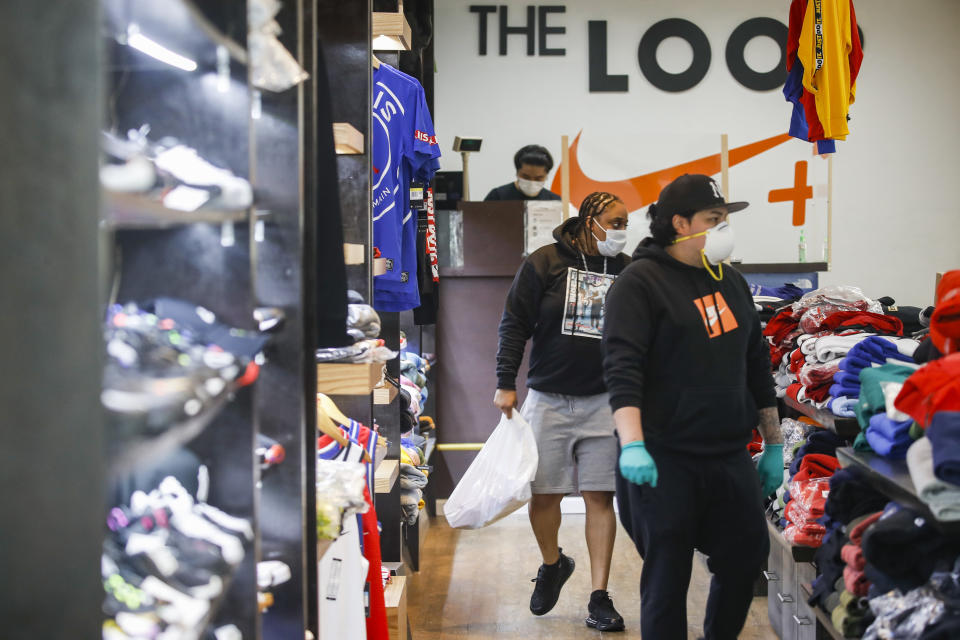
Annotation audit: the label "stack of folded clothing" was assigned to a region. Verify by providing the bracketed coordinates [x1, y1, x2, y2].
[829, 335, 918, 421]
[906, 435, 960, 522]
[763, 285, 916, 409]
[862, 503, 960, 596]
[783, 447, 843, 547]
[808, 467, 889, 613]
[851, 362, 921, 457]
[399, 463, 428, 525]
[830, 589, 873, 638]
[841, 512, 883, 598]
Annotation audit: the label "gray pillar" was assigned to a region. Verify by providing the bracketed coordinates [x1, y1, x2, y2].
[0, 3, 105, 639]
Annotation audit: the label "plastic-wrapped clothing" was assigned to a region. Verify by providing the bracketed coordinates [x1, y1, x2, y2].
[863, 586, 951, 640]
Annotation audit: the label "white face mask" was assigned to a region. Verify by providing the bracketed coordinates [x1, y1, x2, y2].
[701, 221, 735, 265]
[673, 221, 735, 280]
[591, 219, 628, 257]
[517, 178, 545, 197]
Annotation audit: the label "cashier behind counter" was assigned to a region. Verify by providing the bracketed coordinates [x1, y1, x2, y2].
[484, 144, 562, 202]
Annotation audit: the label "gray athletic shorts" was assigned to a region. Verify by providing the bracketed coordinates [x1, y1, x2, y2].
[519, 389, 618, 494]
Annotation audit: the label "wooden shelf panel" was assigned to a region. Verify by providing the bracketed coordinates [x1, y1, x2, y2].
[375, 459, 399, 494]
[316, 362, 384, 396]
[333, 122, 363, 154]
[372, 12, 412, 50]
[384, 575, 407, 640]
[103, 190, 248, 229]
[343, 242, 365, 265]
[373, 383, 398, 405]
[383, 574, 406, 608]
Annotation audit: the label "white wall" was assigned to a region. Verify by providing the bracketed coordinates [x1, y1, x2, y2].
[434, 0, 960, 306]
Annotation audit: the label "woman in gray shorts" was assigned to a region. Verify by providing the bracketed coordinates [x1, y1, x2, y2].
[494, 191, 631, 632]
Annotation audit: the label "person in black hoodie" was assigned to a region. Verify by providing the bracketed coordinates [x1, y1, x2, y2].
[495, 191, 632, 631]
[602, 174, 784, 640]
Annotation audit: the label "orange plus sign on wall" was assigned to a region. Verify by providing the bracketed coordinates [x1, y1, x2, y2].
[768, 160, 813, 226]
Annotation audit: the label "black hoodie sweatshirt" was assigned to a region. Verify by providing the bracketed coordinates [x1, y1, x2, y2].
[496, 218, 631, 395]
[602, 238, 776, 456]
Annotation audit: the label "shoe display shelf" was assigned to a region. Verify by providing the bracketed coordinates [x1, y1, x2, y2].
[103, 190, 249, 229]
[101, 1, 316, 638]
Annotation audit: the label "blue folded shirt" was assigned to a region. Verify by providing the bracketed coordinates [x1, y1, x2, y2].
[831, 383, 860, 399]
[831, 396, 858, 418]
[833, 371, 862, 388]
[926, 412, 960, 486]
[865, 413, 914, 459]
[839, 354, 873, 374]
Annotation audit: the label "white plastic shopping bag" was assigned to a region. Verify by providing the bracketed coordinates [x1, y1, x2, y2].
[443, 411, 538, 529]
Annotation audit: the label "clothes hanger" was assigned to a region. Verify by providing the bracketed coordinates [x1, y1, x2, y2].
[318, 393, 351, 425]
[372, 54, 382, 69]
[317, 394, 372, 463]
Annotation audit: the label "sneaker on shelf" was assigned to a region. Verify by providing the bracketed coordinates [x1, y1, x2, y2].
[153, 144, 253, 211]
[529, 549, 575, 616]
[585, 589, 625, 632]
[257, 560, 292, 589]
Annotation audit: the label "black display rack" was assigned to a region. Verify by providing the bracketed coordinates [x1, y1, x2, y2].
[836, 447, 960, 536]
[98, 1, 333, 638]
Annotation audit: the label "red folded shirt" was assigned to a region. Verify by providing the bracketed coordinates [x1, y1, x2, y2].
[931, 270, 960, 355]
[841, 543, 866, 571]
[790, 348, 807, 373]
[787, 383, 803, 402]
[895, 353, 960, 427]
[786, 500, 823, 526]
[804, 384, 833, 403]
[849, 511, 883, 546]
[790, 478, 830, 515]
[843, 565, 870, 597]
[793, 453, 841, 482]
[819, 310, 904, 336]
[784, 523, 826, 547]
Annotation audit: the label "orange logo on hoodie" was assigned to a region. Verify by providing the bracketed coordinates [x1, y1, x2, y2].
[693, 292, 739, 338]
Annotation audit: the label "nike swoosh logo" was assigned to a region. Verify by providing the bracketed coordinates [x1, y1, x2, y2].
[550, 131, 793, 212]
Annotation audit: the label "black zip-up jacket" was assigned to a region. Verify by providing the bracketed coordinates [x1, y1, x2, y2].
[496, 218, 631, 395]
[602, 238, 776, 455]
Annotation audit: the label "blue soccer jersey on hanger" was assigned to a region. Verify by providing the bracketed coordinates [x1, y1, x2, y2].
[371, 63, 440, 311]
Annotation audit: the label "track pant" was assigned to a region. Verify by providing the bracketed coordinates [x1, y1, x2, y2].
[616, 445, 769, 640]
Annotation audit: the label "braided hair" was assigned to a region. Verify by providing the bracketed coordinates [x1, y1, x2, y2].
[573, 191, 623, 255]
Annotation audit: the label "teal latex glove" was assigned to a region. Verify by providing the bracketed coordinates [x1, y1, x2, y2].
[757, 444, 785, 497]
[619, 441, 658, 487]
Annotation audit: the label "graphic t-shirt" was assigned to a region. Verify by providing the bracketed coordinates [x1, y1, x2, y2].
[371, 63, 441, 310]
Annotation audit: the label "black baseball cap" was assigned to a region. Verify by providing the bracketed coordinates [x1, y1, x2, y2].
[652, 174, 749, 218]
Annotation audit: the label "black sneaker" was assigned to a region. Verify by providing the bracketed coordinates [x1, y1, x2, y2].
[585, 589, 625, 632]
[529, 549, 575, 615]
